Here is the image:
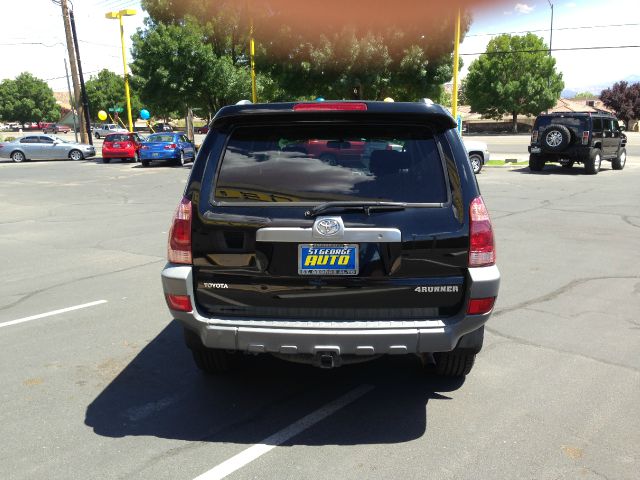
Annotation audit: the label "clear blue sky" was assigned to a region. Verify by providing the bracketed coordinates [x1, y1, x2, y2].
[461, 0, 640, 92]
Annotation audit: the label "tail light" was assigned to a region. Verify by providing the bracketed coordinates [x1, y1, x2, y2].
[168, 197, 192, 264]
[582, 131, 589, 145]
[103, 142, 112, 148]
[531, 130, 539, 143]
[141, 145, 149, 150]
[293, 102, 367, 111]
[467, 297, 495, 315]
[123, 142, 131, 148]
[469, 196, 495, 267]
[164, 143, 177, 149]
[165, 294, 192, 312]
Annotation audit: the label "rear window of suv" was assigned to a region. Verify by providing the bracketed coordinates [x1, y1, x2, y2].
[105, 134, 131, 142]
[535, 116, 589, 131]
[214, 124, 448, 204]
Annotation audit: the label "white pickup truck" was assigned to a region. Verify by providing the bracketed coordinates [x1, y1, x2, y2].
[92, 123, 129, 139]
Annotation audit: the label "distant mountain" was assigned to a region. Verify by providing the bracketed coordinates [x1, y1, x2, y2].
[563, 75, 640, 99]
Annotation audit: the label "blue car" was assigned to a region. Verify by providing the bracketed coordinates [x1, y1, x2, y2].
[139, 132, 196, 167]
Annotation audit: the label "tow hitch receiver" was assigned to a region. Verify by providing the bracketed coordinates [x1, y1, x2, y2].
[314, 350, 342, 369]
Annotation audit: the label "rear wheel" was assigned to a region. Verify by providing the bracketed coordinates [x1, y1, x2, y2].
[191, 348, 236, 374]
[184, 328, 237, 374]
[178, 150, 186, 166]
[433, 351, 476, 377]
[469, 153, 483, 174]
[612, 148, 626, 170]
[11, 151, 25, 163]
[141, 159, 150, 167]
[95, 132, 100, 139]
[584, 148, 601, 174]
[529, 154, 545, 172]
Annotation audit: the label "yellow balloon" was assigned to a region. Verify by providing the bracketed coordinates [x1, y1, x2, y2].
[383, 97, 395, 102]
[98, 110, 107, 121]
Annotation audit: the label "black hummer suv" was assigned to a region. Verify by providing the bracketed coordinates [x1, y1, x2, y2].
[161, 100, 500, 377]
[528, 112, 627, 174]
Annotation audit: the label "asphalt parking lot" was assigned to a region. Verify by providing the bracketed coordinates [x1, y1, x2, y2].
[1, 151, 639, 479]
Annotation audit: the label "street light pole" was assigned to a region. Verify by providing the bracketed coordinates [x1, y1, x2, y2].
[106, 9, 136, 132]
[547, 0, 554, 56]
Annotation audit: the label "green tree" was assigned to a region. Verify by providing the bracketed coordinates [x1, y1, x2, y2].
[84, 69, 142, 122]
[139, 0, 471, 103]
[572, 91, 597, 100]
[0, 72, 59, 124]
[130, 19, 262, 119]
[465, 33, 564, 132]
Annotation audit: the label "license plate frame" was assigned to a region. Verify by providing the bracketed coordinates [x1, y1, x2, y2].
[298, 244, 359, 276]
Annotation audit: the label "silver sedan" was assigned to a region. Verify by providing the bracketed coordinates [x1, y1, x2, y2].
[0, 134, 96, 163]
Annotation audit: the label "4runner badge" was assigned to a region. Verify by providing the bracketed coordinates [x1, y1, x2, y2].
[415, 286, 460, 293]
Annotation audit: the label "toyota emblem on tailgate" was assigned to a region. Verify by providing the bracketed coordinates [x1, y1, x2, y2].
[315, 218, 340, 236]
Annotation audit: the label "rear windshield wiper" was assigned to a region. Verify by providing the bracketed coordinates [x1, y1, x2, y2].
[305, 201, 407, 217]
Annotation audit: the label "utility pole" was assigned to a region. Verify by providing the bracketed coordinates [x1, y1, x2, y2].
[69, 9, 93, 145]
[64, 58, 79, 143]
[60, 0, 87, 143]
[548, 0, 554, 57]
[451, 8, 462, 133]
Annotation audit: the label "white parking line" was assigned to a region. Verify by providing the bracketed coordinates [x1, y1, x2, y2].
[193, 384, 374, 480]
[0, 300, 108, 329]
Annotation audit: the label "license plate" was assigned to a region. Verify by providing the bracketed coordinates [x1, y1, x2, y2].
[113, 143, 121, 148]
[531, 147, 541, 153]
[152, 152, 159, 157]
[298, 244, 358, 275]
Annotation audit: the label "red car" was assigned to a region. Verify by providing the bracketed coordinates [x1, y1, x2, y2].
[42, 123, 71, 134]
[101, 132, 143, 163]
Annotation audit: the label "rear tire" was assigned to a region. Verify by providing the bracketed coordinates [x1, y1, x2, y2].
[178, 150, 185, 166]
[584, 148, 602, 175]
[612, 148, 626, 170]
[141, 159, 150, 167]
[11, 151, 25, 163]
[95, 132, 100, 139]
[102, 157, 111, 164]
[184, 328, 236, 374]
[529, 154, 545, 172]
[191, 348, 236, 374]
[469, 153, 483, 174]
[433, 351, 476, 377]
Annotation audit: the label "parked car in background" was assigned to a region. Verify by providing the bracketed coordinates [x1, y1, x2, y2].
[152, 123, 174, 132]
[462, 139, 490, 174]
[101, 132, 144, 163]
[528, 112, 627, 174]
[196, 125, 209, 134]
[93, 123, 128, 139]
[43, 123, 71, 134]
[0, 134, 95, 162]
[139, 132, 195, 167]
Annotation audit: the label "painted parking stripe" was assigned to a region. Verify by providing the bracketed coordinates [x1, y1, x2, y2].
[193, 384, 374, 480]
[0, 300, 108, 329]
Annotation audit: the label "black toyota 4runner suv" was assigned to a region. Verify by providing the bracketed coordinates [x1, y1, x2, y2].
[161, 101, 500, 377]
[528, 112, 627, 174]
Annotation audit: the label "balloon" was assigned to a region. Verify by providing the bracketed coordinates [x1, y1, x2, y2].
[98, 110, 107, 121]
[140, 109, 150, 120]
[383, 97, 395, 102]
[315, 97, 325, 102]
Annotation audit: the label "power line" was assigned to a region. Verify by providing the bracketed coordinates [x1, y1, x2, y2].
[466, 22, 640, 38]
[460, 45, 640, 56]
